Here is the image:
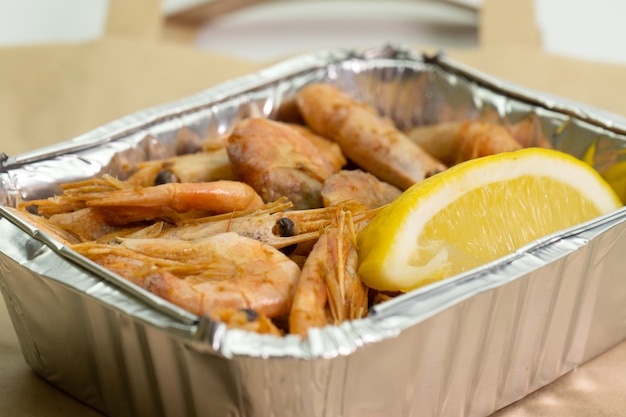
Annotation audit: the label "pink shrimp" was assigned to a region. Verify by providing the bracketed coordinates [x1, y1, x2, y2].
[286, 123, 347, 172]
[289, 208, 368, 337]
[47, 207, 122, 242]
[296, 83, 447, 190]
[73, 232, 301, 319]
[126, 148, 235, 187]
[85, 180, 264, 224]
[321, 169, 402, 210]
[226, 117, 337, 209]
[404, 120, 523, 166]
[19, 175, 129, 217]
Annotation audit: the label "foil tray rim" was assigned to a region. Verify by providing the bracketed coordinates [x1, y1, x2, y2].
[2, 43, 626, 360]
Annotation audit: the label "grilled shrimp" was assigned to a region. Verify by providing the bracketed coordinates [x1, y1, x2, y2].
[48, 207, 122, 242]
[226, 118, 337, 209]
[296, 83, 447, 190]
[321, 169, 402, 210]
[213, 308, 283, 336]
[20, 175, 129, 217]
[404, 120, 523, 166]
[288, 231, 329, 337]
[286, 123, 347, 172]
[5, 206, 80, 245]
[85, 180, 264, 225]
[150, 198, 375, 251]
[71, 242, 189, 283]
[75, 232, 301, 319]
[289, 208, 368, 337]
[153, 198, 323, 250]
[126, 148, 235, 187]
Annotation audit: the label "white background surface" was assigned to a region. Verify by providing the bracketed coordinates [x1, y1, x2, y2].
[1, 0, 626, 66]
[192, 0, 479, 60]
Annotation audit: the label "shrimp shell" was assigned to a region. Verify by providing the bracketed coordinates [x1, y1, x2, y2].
[127, 148, 235, 187]
[289, 208, 368, 337]
[227, 118, 336, 209]
[286, 123, 347, 172]
[288, 231, 329, 337]
[506, 117, 553, 149]
[405, 120, 523, 166]
[48, 207, 122, 242]
[153, 198, 321, 249]
[212, 308, 283, 336]
[74, 232, 301, 319]
[321, 169, 402, 210]
[5, 206, 80, 245]
[85, 180, 264, 224]
[110, 232, 301, 318]
[296, 83, 447, 190]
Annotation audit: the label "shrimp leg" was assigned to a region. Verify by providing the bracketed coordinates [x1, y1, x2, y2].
[150, 198, 375, 249]
[324, 209, 368, 323]
[154, 198, 319, 249]
[19, 175, 129, 217]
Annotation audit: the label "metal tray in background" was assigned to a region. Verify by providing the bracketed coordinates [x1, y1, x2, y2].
[1, 45, 626, 417]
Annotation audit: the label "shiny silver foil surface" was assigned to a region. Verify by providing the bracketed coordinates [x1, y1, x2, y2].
[1, 45, 626, 417]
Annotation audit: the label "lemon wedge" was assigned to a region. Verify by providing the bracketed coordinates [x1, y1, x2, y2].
[582, 141, 626, 203]
[357, 148, 623, 292]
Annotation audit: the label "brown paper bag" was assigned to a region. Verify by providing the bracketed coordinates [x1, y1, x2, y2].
[449, 0, 626, 118]
[2, 1, 626, 417]
[0, 0, 260, 158]
[164, 0, 626, 117]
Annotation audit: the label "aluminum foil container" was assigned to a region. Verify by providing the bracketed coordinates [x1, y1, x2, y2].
[1, 44, 626, 417]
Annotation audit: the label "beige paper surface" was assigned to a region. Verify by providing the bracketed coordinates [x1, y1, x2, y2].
[448, 0, 626, 117]
[104, 0, 162, 39]
[1, 0, 626, 416]
[0, 38, 259, 158]
[0, 0, 260, 158]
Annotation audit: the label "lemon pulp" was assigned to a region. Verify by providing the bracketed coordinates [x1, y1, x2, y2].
[357, 148, 623, 292]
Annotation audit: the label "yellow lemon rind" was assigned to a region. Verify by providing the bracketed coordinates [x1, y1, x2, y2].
[357, 148, 623, 292]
